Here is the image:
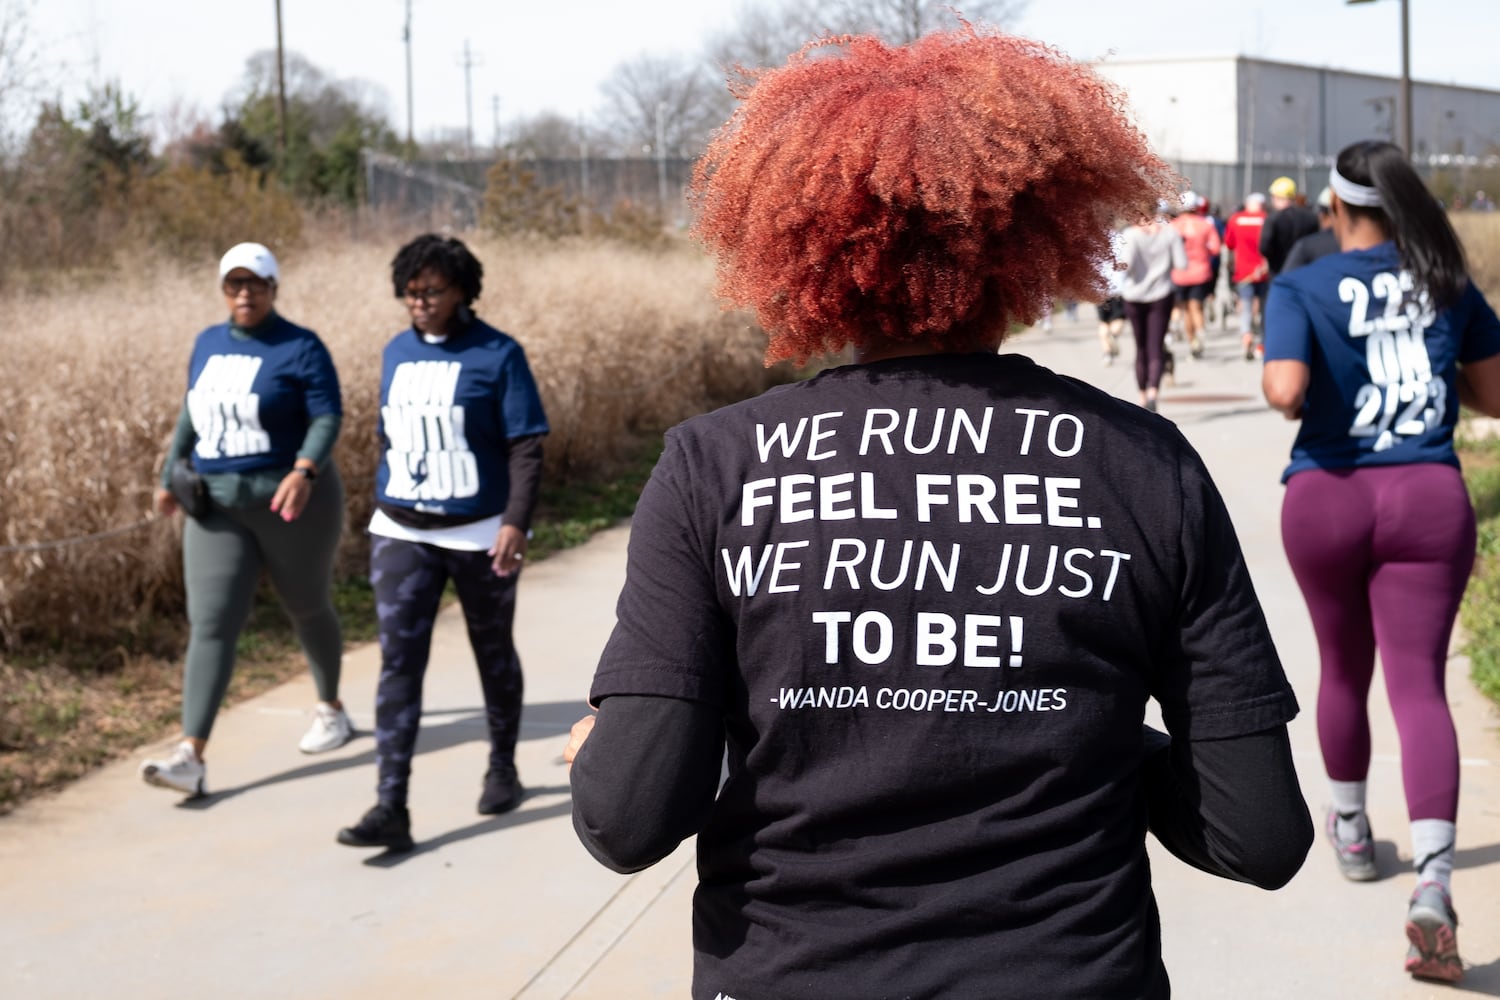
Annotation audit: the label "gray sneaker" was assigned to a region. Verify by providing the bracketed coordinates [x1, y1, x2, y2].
[1325, 808, 1377, 881]
[1405, 881, 1462, 982]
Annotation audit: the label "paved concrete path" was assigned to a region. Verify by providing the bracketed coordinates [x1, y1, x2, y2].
[3, 310, 1499, 998]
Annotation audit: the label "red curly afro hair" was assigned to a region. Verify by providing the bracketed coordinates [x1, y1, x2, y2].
[692, 26, 1178, 364]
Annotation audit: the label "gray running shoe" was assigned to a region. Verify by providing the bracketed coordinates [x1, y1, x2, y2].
[1325, 808, 1377, 881]
[1405, 881, 1462, 982]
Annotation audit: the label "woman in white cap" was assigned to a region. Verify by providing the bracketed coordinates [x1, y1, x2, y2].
[141, 242, 351, 798]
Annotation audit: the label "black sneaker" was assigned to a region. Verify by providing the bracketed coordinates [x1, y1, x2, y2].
[337, 803, 414, 852]
[477, 764, 524, 815]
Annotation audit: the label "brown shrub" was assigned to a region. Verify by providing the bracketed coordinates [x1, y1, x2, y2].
[0, 234, 784, 649]
[132, 157, 305, 263]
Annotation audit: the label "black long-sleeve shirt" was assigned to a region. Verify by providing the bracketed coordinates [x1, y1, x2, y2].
[572, 694, 1312, 889]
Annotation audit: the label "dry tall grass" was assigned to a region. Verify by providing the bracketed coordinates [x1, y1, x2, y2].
[1457, 212, 1500, 299]
[0, 232, 782, 648]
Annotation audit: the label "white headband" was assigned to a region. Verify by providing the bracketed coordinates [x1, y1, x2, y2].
[1330, 165, 1383, 208]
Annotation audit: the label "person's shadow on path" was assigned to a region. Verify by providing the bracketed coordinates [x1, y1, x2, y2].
[174, 699, 590, 811]
[1362, 838, 1500, 994]
[358, 793, 574, 868]
[1446, 957, 1500, 995]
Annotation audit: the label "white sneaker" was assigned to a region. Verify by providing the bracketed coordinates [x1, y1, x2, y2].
[140, 741, 206, 796]
[299, 703, 353, 754]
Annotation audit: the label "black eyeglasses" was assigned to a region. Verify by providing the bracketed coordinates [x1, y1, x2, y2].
[403, 284, 451, 304]
[223, 275, 272, 295]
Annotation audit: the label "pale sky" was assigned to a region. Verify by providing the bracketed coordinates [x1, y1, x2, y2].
[20, 0, 1500, 145]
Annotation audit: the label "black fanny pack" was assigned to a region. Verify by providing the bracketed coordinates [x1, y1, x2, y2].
[169, 458, 210, 518]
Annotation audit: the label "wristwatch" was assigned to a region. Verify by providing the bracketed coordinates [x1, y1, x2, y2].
[294, 465, 317, 481]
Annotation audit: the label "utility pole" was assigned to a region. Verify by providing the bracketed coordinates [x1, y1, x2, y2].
[457, 40, 481, 159]
[656, 101, 668, 218]
[274, 0, 288, 163]
[1346, 0, 1413, 155]
[1399, 0, 1412, 156]
[491, 94, 500, 152]
[403, 0, 414, 152]
[579, 112, 590, 202]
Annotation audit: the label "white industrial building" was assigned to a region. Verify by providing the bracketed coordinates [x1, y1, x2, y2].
[1092, 55, 1500, 210]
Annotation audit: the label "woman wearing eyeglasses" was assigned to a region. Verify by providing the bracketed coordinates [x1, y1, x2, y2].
[141, 242, 350, 798]
[337, 234, 548, 853]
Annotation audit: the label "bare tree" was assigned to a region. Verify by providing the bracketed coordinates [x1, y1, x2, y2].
[824, 0, 1029, 44]
[707, 2, 827, 79]
[231, 50, 393, 146]
[507, 111, 594, 160]
[712, 0, 1030, 77]
[0, 0, 40, 152]
[596, 53, 725, 158]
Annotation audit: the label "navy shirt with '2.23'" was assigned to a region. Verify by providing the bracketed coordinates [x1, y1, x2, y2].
[1264, 240, 1500, 481]
[185, 315, 341, 475]
[375, 319, 549, 521]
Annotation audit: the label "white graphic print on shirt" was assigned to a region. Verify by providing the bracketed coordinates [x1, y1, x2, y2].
[1341, 270, 1443, 452]
[381, 360, 479, 502]
[189, 354, 270, 459]
[722, 406, 1133, 716]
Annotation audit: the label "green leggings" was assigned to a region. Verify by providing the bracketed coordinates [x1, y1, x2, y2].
[181, 466, 345, 741]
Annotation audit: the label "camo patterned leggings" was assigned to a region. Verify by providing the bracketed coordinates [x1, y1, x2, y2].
[370, 534, 524, 808]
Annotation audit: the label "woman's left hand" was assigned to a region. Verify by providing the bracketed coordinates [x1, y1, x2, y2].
[489, 523, 528, 576]
[563, 713, 596, 769]
[270, 469, 314, 522]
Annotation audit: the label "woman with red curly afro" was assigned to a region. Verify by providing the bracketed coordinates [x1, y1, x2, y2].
[568, 26, 1311, 1000]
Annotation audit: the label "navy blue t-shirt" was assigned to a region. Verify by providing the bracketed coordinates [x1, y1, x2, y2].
[1265, 241, 1500, 481]
[375, 319, 549, 520]
[185, 315, 342, 475]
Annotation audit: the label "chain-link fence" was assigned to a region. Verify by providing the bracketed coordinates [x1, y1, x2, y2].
[363, 150, 698, 229]
[1170, 154, 1500, 214]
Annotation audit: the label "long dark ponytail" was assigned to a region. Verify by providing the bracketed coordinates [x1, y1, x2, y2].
[1336, 140, 1467, 309]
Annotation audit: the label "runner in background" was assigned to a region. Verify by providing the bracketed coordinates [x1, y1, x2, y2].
[1282, 186, 1338, 272]
[1170, 191, 1222, 359]
[1120, 202, 1187, 411]
[1098, 228, 1127, 365]
[1261, 176, 1320, 278]
[1224, 193, 1270, 359]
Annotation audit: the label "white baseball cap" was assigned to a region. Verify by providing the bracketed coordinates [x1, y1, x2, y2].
[218, 242, 280, 283]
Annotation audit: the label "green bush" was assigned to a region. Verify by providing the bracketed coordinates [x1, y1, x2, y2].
[1460, 434, 1500, 704]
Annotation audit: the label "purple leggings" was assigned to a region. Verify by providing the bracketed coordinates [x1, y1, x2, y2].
[1281, 464, 1475, 822]
[1124, 294, 1173, 391]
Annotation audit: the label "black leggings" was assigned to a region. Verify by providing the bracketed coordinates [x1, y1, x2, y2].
[1125, 294, 1174, 391]
[370, 535, 524, 807]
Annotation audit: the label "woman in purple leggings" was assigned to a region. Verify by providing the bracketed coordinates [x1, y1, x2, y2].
[1263, 139, 1500, 984]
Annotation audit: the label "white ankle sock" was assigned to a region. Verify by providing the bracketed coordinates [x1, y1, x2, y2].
[1411, 819, 1456, 893]
[1328, 780, 1368, 841]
